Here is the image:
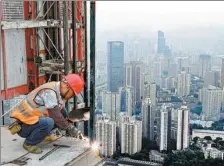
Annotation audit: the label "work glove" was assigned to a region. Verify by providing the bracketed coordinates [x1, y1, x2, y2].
[66, 125, 86, 140]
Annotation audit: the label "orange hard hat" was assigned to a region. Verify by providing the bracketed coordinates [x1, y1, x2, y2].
[65, 74, 85, 96]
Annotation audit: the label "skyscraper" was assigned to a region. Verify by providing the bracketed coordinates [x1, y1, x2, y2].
[176, 106, 189, 150]
[177, 57, 189, 71]
[101, 91, 120, 121]
[202, 85, 223, 121]
[204, 70, 216, 87]
[107, 41, 124, 92]
[124, 63, 132, 87]
[141, 98, 154, 140]
[119, 86, 134, 116]
[159, 103, 172, 151]
[176, 71, 191, 97]
[199, 54, 211, 79]
[153, 61, 162, 78]
[157, 30, 166, 55]
[124, 61, 144, 102]
[221, 58, 224, 88]
[143, 82, 156, 106]
[96, 118, 116, 157]
[120, 117, 142, 155]
[140, 73, 153, 100]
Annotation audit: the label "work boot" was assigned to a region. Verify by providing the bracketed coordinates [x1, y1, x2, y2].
[43, 135, 58, 142]
[23, 143, 42, 154]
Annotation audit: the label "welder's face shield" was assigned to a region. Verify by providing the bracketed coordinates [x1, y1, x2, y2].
[68, 107, 90, 122]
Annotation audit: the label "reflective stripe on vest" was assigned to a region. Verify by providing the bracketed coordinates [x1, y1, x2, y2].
[11, 100, 41, 125]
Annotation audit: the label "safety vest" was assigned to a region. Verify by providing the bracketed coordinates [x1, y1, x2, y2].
[11, 82, 61, 125]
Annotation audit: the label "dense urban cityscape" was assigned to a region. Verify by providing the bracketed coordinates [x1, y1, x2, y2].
[95, 29, 224, 165]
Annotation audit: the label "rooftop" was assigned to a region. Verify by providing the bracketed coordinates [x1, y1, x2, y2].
[1, 126, 102, 166]
[192, 129, 224, 134]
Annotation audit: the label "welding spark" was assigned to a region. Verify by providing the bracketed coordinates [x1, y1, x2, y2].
[91, 142, 100, 152]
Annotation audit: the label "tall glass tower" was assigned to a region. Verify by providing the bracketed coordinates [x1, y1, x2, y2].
[107, 41, 124, 92]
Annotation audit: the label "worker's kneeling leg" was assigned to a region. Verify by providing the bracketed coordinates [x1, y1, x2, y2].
[19, 117, 54, 145]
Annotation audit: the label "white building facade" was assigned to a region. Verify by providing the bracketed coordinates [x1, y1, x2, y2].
[96, 119, 116, 157]
[202, 85, 223, 121]
[141, 98, 153, 140]
[176, 106, 189, 150]
[120, 118, 142, 155]
[176, 71, 190, 97]
[101, 91, 120, 121]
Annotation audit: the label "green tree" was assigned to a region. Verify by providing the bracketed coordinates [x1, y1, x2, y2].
[204, 136, 212, 141]
[164, 150, 224, 166]
[193, 137, 200, 144]
[218, 140, 224, 147]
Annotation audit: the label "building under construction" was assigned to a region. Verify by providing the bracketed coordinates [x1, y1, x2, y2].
[0, 0, 99, 165]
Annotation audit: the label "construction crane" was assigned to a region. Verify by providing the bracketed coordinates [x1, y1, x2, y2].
[0, 0, 95, 147]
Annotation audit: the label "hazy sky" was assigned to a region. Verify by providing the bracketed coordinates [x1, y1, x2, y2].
[96, 1, 224, 32]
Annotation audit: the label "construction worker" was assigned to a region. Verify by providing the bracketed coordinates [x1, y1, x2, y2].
[8, 74, 90, 154]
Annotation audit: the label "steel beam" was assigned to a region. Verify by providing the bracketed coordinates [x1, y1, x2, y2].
[72, 1, 77, 110]
[1, 20, 82, 30]
[1, 20, 60, 29]
[83, 0, 88, 137]
[0, 19, 2, 123]
[63, 1, 69, 75]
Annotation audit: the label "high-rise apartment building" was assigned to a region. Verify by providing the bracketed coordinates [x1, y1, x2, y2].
[221, 58, 224, 88]
[96, 118, 116, 157]
[120, 117, 142, 155]
[153, 61, 162, 78]
[202, 85, 223, 121]
[101, 91, 120, 121]
[204, 70, 217, 87]
[176, 57, 189, 71]
[143, 82, 156, 106]
[140, 73, 155, 100]
[199, 54, 211, 79]
[176, 71, 190, 97]
[141, 98, 154, 140]
[176, 106, 189, 150]
[124, 61, 144, 102]
[119, 86, 134, 117]
[159, 103, 172, 151]
[107, 41, 124, 92]
[124, 63, 132, 87]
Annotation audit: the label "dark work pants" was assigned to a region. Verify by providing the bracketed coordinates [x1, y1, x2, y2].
[17, 108, 68, 145]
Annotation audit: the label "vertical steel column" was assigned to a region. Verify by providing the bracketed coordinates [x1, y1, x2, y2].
[83, 0, 88, 136]
[63, 1, 69, 110]
[2, 101, 4, 125]
[72, 1, 77, 110]
[89, 1, 96, 142]
[31, 1, 39, 87]
[0, 18, 2, 124]
[63, 1, 69, 75]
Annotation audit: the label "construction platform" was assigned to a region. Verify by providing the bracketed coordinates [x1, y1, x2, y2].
[1, 126, 103, 166]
